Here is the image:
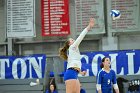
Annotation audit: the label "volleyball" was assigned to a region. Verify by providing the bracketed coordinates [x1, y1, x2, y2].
[110, 10, 121, 20]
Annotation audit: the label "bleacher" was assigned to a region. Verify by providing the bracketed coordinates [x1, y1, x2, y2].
[0, 79, 44, 93]
[56, 77, 96, 93]
[56, 75, 140, 93]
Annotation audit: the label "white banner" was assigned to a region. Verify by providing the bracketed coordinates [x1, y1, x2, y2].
[6, 0, 36, 38]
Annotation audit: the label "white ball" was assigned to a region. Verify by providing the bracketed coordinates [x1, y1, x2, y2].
[110, 10, 121, 20]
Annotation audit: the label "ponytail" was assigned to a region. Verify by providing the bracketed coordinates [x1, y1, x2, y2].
[59, 40, 69, 60]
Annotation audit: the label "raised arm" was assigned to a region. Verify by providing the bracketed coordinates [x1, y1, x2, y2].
[72, 18, 95, 47]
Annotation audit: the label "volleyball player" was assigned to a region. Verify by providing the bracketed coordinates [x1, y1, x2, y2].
[96, 57, 120, 93]
[59, 18, 95, 93]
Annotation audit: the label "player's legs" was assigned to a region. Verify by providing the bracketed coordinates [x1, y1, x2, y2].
[76, 79, 80, 93]
[65, 79, 79, 93]
[64, 69, 80, 93]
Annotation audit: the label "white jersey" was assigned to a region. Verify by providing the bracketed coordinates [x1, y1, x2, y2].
[67, 27, 88, 69]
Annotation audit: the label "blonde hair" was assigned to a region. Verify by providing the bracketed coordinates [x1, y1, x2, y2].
[59, 40, 69, 60]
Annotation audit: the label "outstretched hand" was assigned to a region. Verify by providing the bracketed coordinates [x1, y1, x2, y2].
[80, 71, 87, 76]
[87, 18, 95, 31]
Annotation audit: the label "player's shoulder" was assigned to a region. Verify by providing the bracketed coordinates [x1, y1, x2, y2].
[69, 44, 76, 50]
[110, 69, 115, 72]
[98, 69, 104, 74]
[110, 69, 116, 74]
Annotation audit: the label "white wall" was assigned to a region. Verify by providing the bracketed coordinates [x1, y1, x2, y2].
[118, 35, 140, 50]
[0, 0, 5, 43]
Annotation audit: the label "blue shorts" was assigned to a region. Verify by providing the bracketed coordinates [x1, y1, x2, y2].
[64, 68, 79, 81]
